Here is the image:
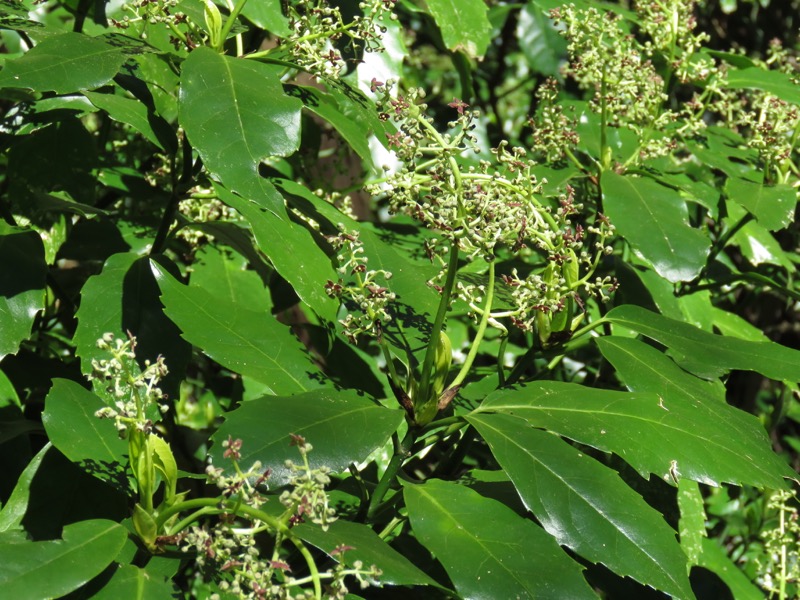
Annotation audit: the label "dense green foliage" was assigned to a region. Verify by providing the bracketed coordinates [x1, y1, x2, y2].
[0, 0, 798, 598]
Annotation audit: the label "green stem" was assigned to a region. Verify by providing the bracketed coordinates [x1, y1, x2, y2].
[289, 536, 322, 600]
[217, 0, 249, 51]
[710, 212, 754, 265]
[497, 335, 508, 387]
[377, 515, 405, 540]
[683, 272, 800, 303]
[416, 243, 460, 408]
[599, 66, 610, 171]
[449, 260, 495, 389]
[155, 497, 287, 535]
[366, 429, 416, 521]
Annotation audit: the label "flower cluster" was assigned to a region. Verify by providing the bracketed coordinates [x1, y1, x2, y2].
[373, 84, 556, 262]
[737, 91, 800, 171]
[369, 83, 616, 335]
[529, 78, 580, 163]
[756, 489, 800, 597]
[324, 229, 395, 343]
[182, 436, 381, 599]
[92, 333, 168, 437]
[112, 0, 196, 48]
[552, 6, 669, 124]
[281, 0, 397, 79]
[177, 193, 240, 246]
[636, 0, 713, 83]
[279, 434, 337, 530]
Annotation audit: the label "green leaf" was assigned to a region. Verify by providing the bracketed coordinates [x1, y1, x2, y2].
[209, 388, 403, 486]
[285, 84, 373, 168]
[179, 46, 302, 193]
[41, 379, 128, 488]
[189, 245, 271, 313]
[239, 0, 290, 36]
[425, 0, 492, 58]
[729, 204, 795, 270]
[87, 564, 175, 600]
[519, 3, 566, 76]
[725, 177, 796, 231]
[696, 538, 765, 600]
[603, 172, 710, 282]
[152, 260, 323, 395]
[0, 444, 126, 538]
[0, 225, 46, 360]
[294, 519, 439, 588]
[404, 479, 597, 599]
[467, 413, 693, 600]
[0, 519, 127, 599]
[678, 479, 706, 566]
[8, 118, 98, 206]
[726, 67, 800, 105]
[214, 183, 340, 323]
[150, 434, 178, 501]
[74, 253, 190, 398]
[475, 380, 794, 488]
[83, 91, 177, 153]
[596, 336, 726, 404]
[74, 252, 138, 378]
[0, 32, 125, 93]
[605, 304, 800, 383]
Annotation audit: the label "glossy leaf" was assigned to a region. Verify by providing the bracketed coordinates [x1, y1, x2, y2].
[678, 479, 706, 566]
[603, 172, 710, 282]
[295, 519, 438, 588]
[239, 0, 290, 36]
[0, 225, 46, 360]
[725, 177, 796, 231]
[425, 0, 492, 58]
[475, 380, 794, 488]
[152, 261, 323, 395]
[404, 479, 597, 599]
[88, 564, 175, 600]
[596, 336, 726, 404]
[0, 444, 127, 539]
[74, 253, 190, 398]
[285, 84, 373, 168]
[0, 519, 127, 599]
[519, 3, 566, 76]
[41, 379, 128, 488]
[209, 388, 403, 486]
[0, 32, 125, 93]
[7, 118, 98, 205]
[84, 91, 177, 153]
[730, 206, 795, 270]
[179, 46, 302, 193]
[214, 183, 339, 323]
[726, 67, 800, 105]
[605, 304, 800, 383]
[189, 245, 271, 313]
[697, 538, 765, 600]
[73, 253, 138, 378]
[467, 412, 693, 599]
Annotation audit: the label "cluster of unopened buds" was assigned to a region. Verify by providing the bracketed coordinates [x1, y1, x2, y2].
[111, 0, 193, 47]
[325, 229, 395, 343]
[92, 333, 168, 437]
[182, 435, 381, 599]
[282, 0, 397, 79]
[368, 81, 616, 336]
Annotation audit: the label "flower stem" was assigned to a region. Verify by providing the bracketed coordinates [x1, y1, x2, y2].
[366, 428, 416, 521]
[449, 260, 495, 389]
[416, 242, 460, 409]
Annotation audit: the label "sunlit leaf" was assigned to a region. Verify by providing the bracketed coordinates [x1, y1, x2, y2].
[468, 413, 693, 599]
